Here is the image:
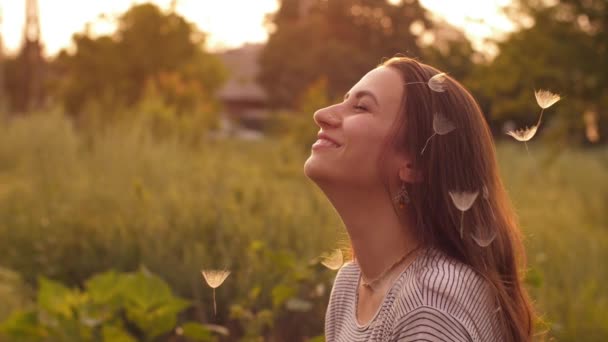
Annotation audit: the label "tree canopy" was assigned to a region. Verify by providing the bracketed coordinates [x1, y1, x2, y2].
[470, 0, 607, 142]
[258, 0, 433, 108]
[51, 3, 226, 119]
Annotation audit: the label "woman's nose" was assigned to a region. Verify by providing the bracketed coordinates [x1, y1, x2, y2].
[313, 105, 341, 128]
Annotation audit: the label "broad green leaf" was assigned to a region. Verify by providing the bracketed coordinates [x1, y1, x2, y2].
[37, 277, 81, 318]
[121, 271, 174, 310]
[85, 270, 123, 303]
[125, 296, 189, 339]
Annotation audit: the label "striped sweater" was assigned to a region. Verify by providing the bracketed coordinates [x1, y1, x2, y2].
[324, 248, 503, 341]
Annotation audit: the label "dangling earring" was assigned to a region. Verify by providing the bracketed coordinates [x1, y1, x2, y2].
[394, 182, 410, 208]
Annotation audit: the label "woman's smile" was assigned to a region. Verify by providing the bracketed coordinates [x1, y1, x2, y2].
[312, 138, 340, 150]
[311, 132, 342, 150]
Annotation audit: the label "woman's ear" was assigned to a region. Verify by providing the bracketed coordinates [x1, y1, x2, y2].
[398, 161, 423, 183]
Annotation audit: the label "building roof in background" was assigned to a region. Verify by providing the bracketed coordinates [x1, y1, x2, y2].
[216, 43, 267, 102]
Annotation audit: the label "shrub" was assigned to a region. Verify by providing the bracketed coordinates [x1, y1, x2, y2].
[0, 268, 218, 342]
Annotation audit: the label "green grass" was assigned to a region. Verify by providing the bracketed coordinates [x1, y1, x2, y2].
[497, 144, 608, 340]
[0, 112, 606, 341]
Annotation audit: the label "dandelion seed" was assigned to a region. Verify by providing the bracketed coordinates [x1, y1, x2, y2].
[320, 249, 344, 270]
[534, 89, 561, 129]
[449, 191, 479, 239]
[404, 72, 447, 92]
[449, 191, 478, 211]
[202, 270, 230, 288]
[507, 90, 561, 153]
[534, 89, 561, 109]
[433, 112, 456, 135]
[506, 125, 538, 153]
[506, 125, 537, 142]
[532, 90, 560, 140]
[202, 270, 231, 316]
[428, 73, 447, 92]
[471, 225, 498, 247]
[420, 113, 456, 155]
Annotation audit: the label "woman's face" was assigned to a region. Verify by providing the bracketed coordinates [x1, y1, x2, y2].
[304, 66, 405, 187]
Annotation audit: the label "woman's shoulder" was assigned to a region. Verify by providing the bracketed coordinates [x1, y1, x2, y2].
[413, 248, 495, 306]
[324, 260, 359, 341]
[391, 247, 502, 341]
[329, 260, 359, 296]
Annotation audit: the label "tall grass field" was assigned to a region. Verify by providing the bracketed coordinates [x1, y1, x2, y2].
[0, 112, 606, 341]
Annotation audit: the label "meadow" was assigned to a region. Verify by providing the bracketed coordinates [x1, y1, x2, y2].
[0, 112, 606, 341]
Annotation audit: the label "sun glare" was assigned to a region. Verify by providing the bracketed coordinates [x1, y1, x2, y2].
[2, 0, 278, 55]
[174, 0, 279, 50]
[2, 0, 511, 55]
[419, 0, 515, 50]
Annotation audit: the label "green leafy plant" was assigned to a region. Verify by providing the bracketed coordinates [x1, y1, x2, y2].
[227, 240, 336, 341]
[0, 268, 219, 342]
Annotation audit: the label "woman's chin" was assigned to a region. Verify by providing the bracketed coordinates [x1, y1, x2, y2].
[303, 155, 330, 182]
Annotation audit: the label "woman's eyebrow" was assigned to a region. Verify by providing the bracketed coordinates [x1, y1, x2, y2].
[344, 90, 379, 106]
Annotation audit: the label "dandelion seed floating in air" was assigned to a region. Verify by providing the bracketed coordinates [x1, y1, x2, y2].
[448, 190, 479, 239]
[471, 225, 498, 247]
[535, 89, 561, 110]
[506, 89, 560, 151]
[320, 249, 344, 270]
[404, 72, 447, 92]
[506, 125, 538, 153]
[420, 113, 456, 155]
[533, 89, 561, 132]
[201, 269, 231, 316]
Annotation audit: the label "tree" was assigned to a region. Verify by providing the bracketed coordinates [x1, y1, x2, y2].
[420, 20, 477, 85]
[51, 3, 226, 120]
[470, 0, 607, 143]
[259, 0, 433, 108]
[3, 46, 47, 114]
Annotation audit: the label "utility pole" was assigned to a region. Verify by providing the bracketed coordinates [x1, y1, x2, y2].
[20, 0, 43, 112]
[0, 2, 5, 113]
[170, 0, 179, 13]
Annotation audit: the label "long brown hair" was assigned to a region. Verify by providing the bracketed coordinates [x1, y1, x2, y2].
[381, 57, 535, 341]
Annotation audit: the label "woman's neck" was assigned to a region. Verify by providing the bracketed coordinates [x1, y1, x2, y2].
[321, 183, 419, 281]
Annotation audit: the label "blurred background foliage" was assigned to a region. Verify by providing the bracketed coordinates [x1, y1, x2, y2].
[1, 0, 607, 341]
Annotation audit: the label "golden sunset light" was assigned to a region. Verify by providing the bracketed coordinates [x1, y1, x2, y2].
[2, 0, 513, 55]
[1, 1, 605, 340]
[2, 0, 279, 54]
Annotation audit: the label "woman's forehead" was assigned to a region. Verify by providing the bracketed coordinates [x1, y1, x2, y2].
[349, 66, 404, 110]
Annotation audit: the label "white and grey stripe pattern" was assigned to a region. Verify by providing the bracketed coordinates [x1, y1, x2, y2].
[325, 247, 503, 342]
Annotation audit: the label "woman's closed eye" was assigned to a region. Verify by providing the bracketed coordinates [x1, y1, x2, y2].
[354, 103, 369, 112]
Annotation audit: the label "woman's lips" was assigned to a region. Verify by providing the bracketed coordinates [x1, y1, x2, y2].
[312, 138, 340, 150]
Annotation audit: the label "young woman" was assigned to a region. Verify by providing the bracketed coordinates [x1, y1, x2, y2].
[304, 57, 534, 341]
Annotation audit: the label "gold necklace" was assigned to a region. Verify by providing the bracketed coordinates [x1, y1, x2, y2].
[360, 245, 421, 291]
